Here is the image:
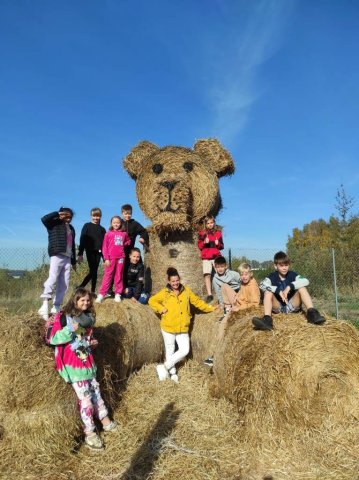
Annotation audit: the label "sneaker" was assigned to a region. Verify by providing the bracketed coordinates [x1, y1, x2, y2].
[170, 374, 179, 383]
[306, 308, 326, 325]
[103, 420, 117, 432]
[50, 305, 61, 314]
[114, 294, 122, 303]
[85, 432, 104, 450]
[204, 357, 214, 366]
[156, 364, 169, 381]
[252, 315, 273, 331]
[206, 295, 214, 303]
[95, 294, 104, 304]
[38, 302, 49, 320]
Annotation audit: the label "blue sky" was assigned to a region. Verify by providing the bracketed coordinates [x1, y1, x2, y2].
[1, 0, 358, 255]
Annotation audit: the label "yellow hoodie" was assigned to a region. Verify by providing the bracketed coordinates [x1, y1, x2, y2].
[149, 284, 215, 334]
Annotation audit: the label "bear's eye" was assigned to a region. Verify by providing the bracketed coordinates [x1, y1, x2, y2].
[183, 162, 193, 172]
[152, 163, 163, 174]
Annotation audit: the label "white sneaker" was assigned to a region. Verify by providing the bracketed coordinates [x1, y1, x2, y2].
[114, 294, 122, 303]
[170, 374, 179, 383]
[50, 305, 61, 314]
[103, 420, 117, 432]
[156, 364, 169, 381]
[38, 302, 49, 320]
[95, 294, 104, 304]
[85, 432, 104, 450]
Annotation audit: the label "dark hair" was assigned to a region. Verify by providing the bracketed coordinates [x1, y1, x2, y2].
[109, 215, 122, 231]
[121, 204, 133, 212]
[130, 247, 141, 255]
[62, 287, 95, 317]
[167, 267, 180, 279]
[274, 251, 290, 264]
[91, 207, 102, 216]
[59, 207, 74, 217]
[214, 256, 227, 266]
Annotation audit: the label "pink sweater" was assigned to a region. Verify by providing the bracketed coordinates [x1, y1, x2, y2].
[102, 230, 131, 260]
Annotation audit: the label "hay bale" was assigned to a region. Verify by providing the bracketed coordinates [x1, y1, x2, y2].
[211, 311, 359, 436]
[145, 229, 205, 296]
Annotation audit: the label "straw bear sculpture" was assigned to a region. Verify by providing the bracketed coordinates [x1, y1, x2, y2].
[123, 138, 235, 295]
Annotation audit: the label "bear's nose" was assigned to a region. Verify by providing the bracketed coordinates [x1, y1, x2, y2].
[161, 180, 177, 191]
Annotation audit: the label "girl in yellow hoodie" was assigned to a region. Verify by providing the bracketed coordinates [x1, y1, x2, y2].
[149, 267, 218, 382]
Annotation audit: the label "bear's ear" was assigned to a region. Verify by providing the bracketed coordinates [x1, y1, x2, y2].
[193, 138, 235, 177]
[123, 141, 159, 179]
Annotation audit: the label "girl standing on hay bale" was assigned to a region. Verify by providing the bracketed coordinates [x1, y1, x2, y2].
[197, 215, 224, 303]
[95, 216, 131, 303]
[38, 208, 76, 320]
[49, 287, 116, 450]
[149, 267, 219, 383]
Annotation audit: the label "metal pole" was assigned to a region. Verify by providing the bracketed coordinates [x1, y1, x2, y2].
[332, 248, 339, 319]
[228, 248, 232, 270]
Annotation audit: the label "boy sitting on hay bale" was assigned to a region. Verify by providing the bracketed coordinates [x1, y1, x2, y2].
[252, 251, 326, 331]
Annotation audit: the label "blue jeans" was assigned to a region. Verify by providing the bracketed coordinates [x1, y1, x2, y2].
[123, 287, 149, 304]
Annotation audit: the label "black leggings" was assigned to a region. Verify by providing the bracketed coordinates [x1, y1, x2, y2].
[79, 251, 103, 292]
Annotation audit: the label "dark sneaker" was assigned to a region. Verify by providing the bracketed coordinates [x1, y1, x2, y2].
[204, 357, 214, 366]
[252, 315, 273, 331]
[306, 308, 326, 325]
[205, 295, 214, 303]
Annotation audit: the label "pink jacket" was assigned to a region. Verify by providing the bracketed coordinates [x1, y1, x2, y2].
[102, 230, 131, 260]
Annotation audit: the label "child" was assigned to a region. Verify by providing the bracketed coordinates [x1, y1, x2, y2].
[197, 216, 224, 303]
[121, 204, 149, 255]
[252, 251, 326, 331]
[77, 208, 106, 293]
[122, 247, 149, 304]
[234, 262, 260, 310]
[96, 216, 131, 303]
[49, 288, 116, 450]
[212, 256, 241, 314]
[149, 267, 218, 383]
[38, 208, 76, 320]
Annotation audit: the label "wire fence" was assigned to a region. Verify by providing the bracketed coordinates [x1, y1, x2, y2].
[0, 246, 358, 323]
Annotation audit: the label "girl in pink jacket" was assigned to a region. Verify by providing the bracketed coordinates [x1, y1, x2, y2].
[96, 216, 131, 303]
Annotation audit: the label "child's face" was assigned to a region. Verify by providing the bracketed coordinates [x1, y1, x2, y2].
[129, 251, 141, 264]
[240, 270, 252, 284]
[76, 294, 91, 311]
[275, 261, 289, 277]
[206, 219, 215, 230]
[215, 263, 227, 275]
[60, 212, 72, 224]
[122, 210, 132, 221]
[91, 214, 101, 224]
[112, 218, 122, 230]
[169, 275, 180, 290]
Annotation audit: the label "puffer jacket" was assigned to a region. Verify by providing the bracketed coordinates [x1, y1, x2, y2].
[149, 284, 215, 333]
[41, 211, 76, 265]
[197, 229, 224, 260]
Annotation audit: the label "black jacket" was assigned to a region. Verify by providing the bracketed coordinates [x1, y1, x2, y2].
[122, 219, 149, 251]
[124, 262, 145, 299]
[78, 222, 106, 255]
[41, 211, 76, 265]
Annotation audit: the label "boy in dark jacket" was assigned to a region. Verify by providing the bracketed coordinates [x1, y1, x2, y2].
[252, 251, 326, 331]
[122, 248, 148, 304]
[38, 207, 76, 319]
[77, 207, 106, 293]
[121, 204, 149, 255]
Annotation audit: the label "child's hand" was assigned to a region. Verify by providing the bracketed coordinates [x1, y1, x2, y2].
[161, 308, 168, 314]
[214, 239, 219, 246]
[77, 255, 83, 264]
[104, 260, 111, 267]
[90, 339, 98, 348]
[279, 290, 289, 304]
[204, 236, 209, 243]
[139, 238, 145, 244]
[72, 321, 79, 331]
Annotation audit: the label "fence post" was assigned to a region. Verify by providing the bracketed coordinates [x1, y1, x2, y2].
[332, 248, 339, 319]
[228, 248, 232, 270]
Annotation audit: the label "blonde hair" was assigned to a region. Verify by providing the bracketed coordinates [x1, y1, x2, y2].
[238, 262, 253, 275]
[203, 215, 220, 232]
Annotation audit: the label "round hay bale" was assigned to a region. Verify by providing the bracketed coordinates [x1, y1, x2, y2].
[211, 311, 359, 435]
[145, 229, 204, 296]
